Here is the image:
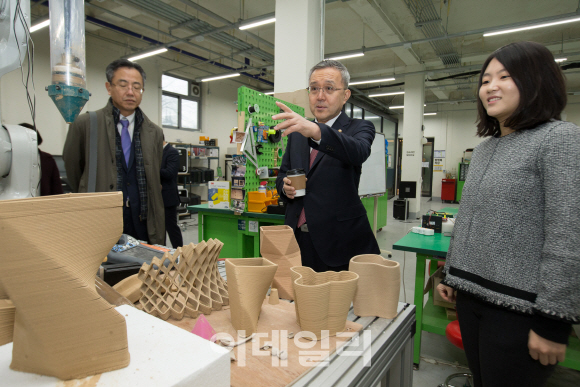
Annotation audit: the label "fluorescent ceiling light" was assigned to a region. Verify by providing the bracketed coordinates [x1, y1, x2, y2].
[326, 52, 365, 61]
[369, 91, 405, 97]
[128, 48, 168, 62]
[555, 58, 567, 62]
[264, 91, 275, 95]
[239, 17, 276, 30]
[30, 19, 50, 33]
[200, 73, 241, 82]
[484, 17, 580, 37]
[424, 113, 437, 116]
[349, 78, 396, 86]
[389, 104, 427, 110]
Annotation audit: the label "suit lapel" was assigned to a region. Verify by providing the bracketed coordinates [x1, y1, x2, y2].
[298, 135, 310, 174]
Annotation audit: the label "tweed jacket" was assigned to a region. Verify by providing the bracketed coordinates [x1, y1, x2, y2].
[443, 120, 580, 343]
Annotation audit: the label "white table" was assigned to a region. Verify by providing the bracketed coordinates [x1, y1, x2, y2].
[0, 305, 231, 386]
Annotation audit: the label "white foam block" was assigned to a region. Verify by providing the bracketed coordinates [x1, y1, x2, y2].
[0, 305, 230, 386]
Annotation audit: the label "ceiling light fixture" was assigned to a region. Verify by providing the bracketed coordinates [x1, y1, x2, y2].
[326, 52, 365, 61]
[388, 104, 427, 110]
[239, 17, 276, 30]
[198, 73, 241, 82]
[349, 77, 396, 86]
[369, 91, 405, 97]
[30, 19, 50, 33]
[555, 58, 567, 62]
[264, 91, 275, 95]
[484, 17, 580, 37]
[424, 113, 437, 116]
[128, 48, 168, 62]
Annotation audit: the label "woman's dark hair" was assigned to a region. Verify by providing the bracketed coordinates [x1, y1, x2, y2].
[476, 41, 567, 137]
[106, 59, 147, 88]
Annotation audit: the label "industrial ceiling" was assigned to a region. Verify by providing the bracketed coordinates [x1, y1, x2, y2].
[30, 0, 580, 115]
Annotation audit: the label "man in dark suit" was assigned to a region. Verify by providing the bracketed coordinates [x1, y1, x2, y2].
[161, 139, 183, 248]
[274, 60, 380, 272]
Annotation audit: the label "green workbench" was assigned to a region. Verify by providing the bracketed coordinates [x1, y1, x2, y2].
[188, 196, 388, 258]
[392, 207, 580, 370]
[187, 204, 285, 259]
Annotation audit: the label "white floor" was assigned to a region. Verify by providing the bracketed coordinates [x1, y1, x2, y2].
[176, 197, 580, 387]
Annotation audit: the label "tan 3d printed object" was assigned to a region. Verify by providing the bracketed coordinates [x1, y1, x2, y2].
[290, 266, 358, 339]
[260, 225, 301, 300]
[0, 299, 15, 346]
[138, 239, 228, 320]
[269, 288, 280, 305]
[349, 254, 401, 319]
[0, 192, 130, 380]
[226, 258, 278, 337]
[113, 273, 142, 303]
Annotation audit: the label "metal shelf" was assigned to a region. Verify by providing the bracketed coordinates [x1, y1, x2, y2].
[170, 142, 219, 149]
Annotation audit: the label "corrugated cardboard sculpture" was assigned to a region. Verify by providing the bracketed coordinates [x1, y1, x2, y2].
[290, 266, 358, 339]
[260, 225, 301, 300]
[138, 239, 228, 320]
[349, 254, 400, 319]
[225, 258, 278, 337]
[0, 192, 130, 380]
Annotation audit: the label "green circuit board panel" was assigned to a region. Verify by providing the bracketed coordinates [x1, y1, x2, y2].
[236, 86, 305, 211]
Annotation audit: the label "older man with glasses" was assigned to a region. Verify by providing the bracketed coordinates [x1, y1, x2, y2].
[274, 60, 380, 272]
[63, 59, 165, 245]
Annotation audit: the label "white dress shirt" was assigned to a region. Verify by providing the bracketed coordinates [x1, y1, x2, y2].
[117, 112, 136, 140]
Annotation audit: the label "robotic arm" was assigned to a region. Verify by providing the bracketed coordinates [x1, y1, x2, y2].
[0, 0, 89, 200]
[0, 0, 39, 200]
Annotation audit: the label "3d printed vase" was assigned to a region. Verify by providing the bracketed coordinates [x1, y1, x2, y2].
[349, 254, 400, 319]
[138, 239, 228, 320]
[225, 258, 278, 337]
[0, 193, 130, 380]
[290, 266, 358, 339]
[260, 225, 301, 300]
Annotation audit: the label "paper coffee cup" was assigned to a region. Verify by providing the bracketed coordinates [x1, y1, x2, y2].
[287, 168, 306, 197]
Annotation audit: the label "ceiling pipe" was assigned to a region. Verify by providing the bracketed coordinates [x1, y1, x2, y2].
[86, 2, 271, 72]
[173, 0, 275, 50]
[326, 11, 580, 59]
[85, 16, 274, 86]
[170, 11, 275, 32]
[85, 31, 259, 89]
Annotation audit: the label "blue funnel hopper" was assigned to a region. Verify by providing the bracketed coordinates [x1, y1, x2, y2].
[47, 84, 90, 124]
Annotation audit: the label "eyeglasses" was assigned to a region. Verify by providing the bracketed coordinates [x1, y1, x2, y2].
[307, 86, 345, 95]
[111, 82, 144, 94]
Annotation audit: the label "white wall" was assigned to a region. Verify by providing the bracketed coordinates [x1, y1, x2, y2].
[0, 29, 239, 182]
[398, 108, 485, 198]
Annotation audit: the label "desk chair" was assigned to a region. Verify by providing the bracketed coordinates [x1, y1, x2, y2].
[439, 319, 474, 387]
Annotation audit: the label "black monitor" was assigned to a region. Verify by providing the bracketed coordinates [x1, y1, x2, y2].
[399, 181, 417, 199]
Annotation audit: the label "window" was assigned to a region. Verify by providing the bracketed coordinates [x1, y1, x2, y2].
[364, 112, 382, 133]
[344, 102, 353, 118]
[161, 74, 200, 130]
[353, 106, 363, 119]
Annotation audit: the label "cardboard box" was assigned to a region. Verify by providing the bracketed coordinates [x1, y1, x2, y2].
[423, 266, 456, 309]
[274, 89, 315, 119]
[208, 181, 230, 208]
